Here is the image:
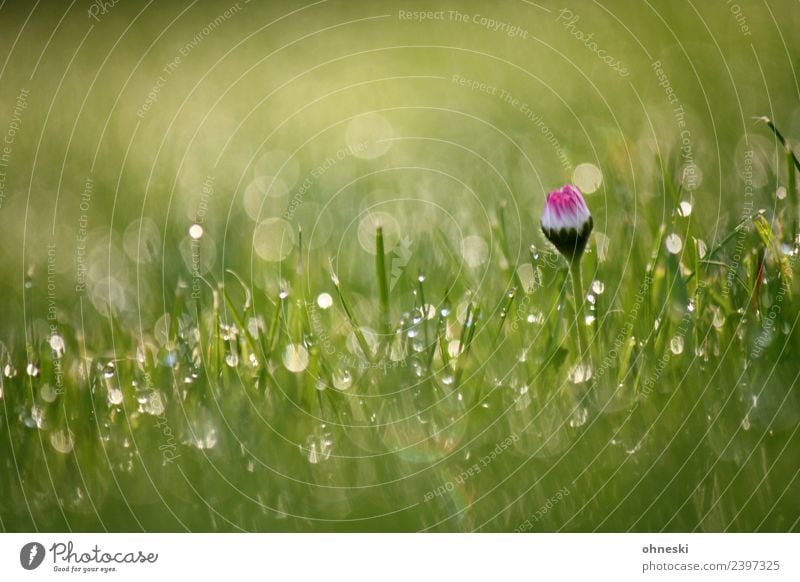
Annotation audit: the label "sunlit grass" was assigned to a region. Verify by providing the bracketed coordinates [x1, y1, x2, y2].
[1, 117, 799, 531]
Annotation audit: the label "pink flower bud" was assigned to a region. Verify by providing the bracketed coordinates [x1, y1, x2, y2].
[540, 184, 593, 262]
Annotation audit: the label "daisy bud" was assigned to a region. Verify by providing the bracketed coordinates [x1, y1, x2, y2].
[540, 184, 593, 263]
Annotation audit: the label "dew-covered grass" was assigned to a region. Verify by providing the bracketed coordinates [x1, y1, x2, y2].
[1, 0, 799, 532]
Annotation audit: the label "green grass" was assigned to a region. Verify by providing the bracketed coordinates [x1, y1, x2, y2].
[1, 0, 800, 532]
[2, 124, 800, 531]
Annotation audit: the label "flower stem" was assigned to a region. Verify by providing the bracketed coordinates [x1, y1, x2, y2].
[569, 260, 589, 361]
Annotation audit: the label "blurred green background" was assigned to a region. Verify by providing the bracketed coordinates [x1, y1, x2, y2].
[1, 0, 799, 532]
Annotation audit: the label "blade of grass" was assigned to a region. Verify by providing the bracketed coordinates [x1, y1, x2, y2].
[330, 261, 373, 363]
[375, 226, 390, 336]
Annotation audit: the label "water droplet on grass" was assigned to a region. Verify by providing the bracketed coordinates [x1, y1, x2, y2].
[316, 293, 333, 309]
[102, 361, 116, 378]
[50, 429, 74, 454]
[26, 363, 40, 377]
[41, 383, 57, 403]
[776, 186, 787, 200]
[569, 407, 588, 428]
[591, 280, 605, 294]
[141, 391, 165, 416]
[302, 432, 333, 464]
[569, 362, 593, 384]
[665, 233, 683, 254]
[31, 406, 45, 429]
[189, 425, 218, 450]
[711, 306, 725, 329]
[49, 334, 65, 357]
[678, 201, 693, 217]
[225, 353, 240, 368]
[669, 335, 684, 355]
[282, 344, 309, 373]
[107, 388, 124, 406]
[188, 224, 204, 239]
[333, 369, 352, 390]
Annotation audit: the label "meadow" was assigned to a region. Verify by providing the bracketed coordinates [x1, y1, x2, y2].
[0, 0, 799, 532]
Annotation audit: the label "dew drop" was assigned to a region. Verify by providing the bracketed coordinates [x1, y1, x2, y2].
[316, 292, 333, 309]
[102, 361, 116, 379]
[569, 407, 588, 428]
[741, 414, 751, 431]
[568, 361, 593, 384]
[40, 383, 57, 403]
[31, 406, 45, 429]
[49, 334, 66, 357]
[776, 186, 787, 200]
[282, 344, 309, 373]
[669, 335, 684, 355]
[333, 368, 353, 390]
[696, 238, 708, 259]
[50, 429, 75, 454]
[678, 201, 693, 217]
[188, 224, 204, 239]
[711, 307, 725, 330]
[665, 233, 683, 254]
[225, 353, 240, 368]
[141, 391, 165, 416]
[302, 432, 333, 464]
[107, 388, 124, 406]
[591, 280, 605, 295]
